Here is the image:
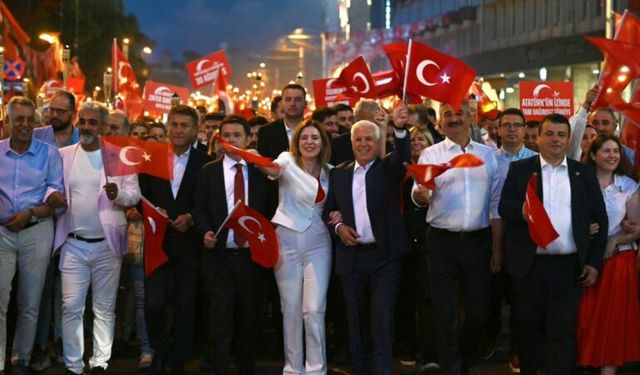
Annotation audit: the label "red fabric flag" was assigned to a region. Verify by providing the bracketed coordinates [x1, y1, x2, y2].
[213, 72, 234, 114]
[591, 11, 640, 111]
[101, 136, 173, 180]
[585, 36, 640, 125]
[469, 81, 498, 118]
[620, 83, 640, 170]
[223, 202, 279, 268]
[214, 136, 278, 168]
[524, 174, 559, 249]
[405, 40, 476, 108]
[380, 43, 423, 103]
[1, 2, 31, 60]
[406, 153, 484, 189]
[141, 197, 169, 277]
[113, 39, 143, 119]
[336, 56, 378, 99]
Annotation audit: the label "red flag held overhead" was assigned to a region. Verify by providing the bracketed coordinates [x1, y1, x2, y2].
[336, 56, 378, 99]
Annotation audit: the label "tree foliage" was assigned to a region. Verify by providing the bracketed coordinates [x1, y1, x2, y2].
[4, 0, 153, 92]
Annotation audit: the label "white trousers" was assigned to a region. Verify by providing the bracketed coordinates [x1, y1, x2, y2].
[0, 219, 53, 370]
[60, 238, 121, 374]
[274, 220, 332, 375]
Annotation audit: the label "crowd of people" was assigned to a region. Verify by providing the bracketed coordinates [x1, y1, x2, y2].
[1, 81, 639, 375]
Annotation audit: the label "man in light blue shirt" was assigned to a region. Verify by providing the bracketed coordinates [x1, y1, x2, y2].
[0, 96, 64, 375]
[481, 108, 536, 371]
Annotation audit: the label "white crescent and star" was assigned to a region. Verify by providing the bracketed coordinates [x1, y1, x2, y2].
[196, 59, 210, 72]
[352, 72, 370, 93]
[119, 146, 152, 166]
[237, 216, 267, 243]
[532, 83, 551, 97]
[416, 60, 451, 86]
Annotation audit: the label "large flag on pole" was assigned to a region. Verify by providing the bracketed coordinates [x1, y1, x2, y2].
[404, 40, 476, 108]
[112, 39, 143, 119]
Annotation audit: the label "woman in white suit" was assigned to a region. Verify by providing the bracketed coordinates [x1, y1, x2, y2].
[260, 120, 334, 375]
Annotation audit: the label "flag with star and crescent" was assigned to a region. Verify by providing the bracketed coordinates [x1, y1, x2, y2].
[101, 136, 174, 180]
[222, 201, 279, 268]
[524, 174, 559, 249]
[405, 40, 476, 108]
[141, 196, 170, 277]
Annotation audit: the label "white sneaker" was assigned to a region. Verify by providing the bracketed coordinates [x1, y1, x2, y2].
[421, 362, 441, 372]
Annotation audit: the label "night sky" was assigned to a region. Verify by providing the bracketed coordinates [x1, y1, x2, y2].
[123, 0, 324, 83]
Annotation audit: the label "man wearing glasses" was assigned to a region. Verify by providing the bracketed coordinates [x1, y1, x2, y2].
[34, 91, 80, 148]
[481, 108, 536, 373]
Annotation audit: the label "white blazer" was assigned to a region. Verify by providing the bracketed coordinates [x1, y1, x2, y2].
[270, 152, 331, 233]
[54, 144, 141, 255]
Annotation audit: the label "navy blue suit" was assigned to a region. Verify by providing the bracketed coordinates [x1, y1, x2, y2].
[323, 131, 410, 375]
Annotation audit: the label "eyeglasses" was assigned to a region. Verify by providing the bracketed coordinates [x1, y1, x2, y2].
[499, 122, 524, 129]
[49, 107, 71, 115]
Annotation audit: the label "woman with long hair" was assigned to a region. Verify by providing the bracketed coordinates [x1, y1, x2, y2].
[577, 134, 640, 374]
[259, 120, 334, 375]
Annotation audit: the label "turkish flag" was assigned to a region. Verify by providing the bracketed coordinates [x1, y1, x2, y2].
[141, 197, 169, 277]
[469, 81, 498, 119]
[524, 175, 559, 250]
[214, 72, 235, 114]
[406, 153, 484, 189]
[586, 36, 640, 125]
[223, 202, 279, 268]
[112, 39, 143, 120]
[101, 136, 173, 180]
[405, 40, 476, 108]
[380, 43, 423, 103]
[336, 56, 377, 99]
[214, 136, 278, 168]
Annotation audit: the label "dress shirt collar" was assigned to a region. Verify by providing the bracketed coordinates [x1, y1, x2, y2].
[498, 144, 530, 158]
[443, 137, 473, 152]
[174, 147, 191, 160]
[539, 154, 568, 170]
[354, 159, 375, 173]
[2, 138, 37, 156]
[222, 154, 248, 170]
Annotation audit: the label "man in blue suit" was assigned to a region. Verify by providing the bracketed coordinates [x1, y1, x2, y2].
[323, 110, 410, 375]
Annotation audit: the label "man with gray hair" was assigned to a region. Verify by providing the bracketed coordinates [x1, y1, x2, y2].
[106, 110, 130, 136]
[412, 101, 501, 374]
[323, 110, 410, 374]
[0, 96, 63, 375]
[50, 101, 140, 375]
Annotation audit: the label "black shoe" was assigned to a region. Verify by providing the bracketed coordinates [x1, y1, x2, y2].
[11, 363, 29, 375]
[90, 367, 107, 375]
[149, 357, 165, 375]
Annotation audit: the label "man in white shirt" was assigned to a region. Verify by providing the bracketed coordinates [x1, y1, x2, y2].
[412, 100, 501, 375]
[52, 102, 140, 375]
[498, 113, 607, 374]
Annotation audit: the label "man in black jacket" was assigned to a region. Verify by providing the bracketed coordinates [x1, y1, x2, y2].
[498, 113, 607, 375]
[139, 105, 211, 374]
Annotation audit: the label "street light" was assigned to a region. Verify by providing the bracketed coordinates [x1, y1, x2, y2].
[39, 33, 58, 44]
[142, 46, 153, 55]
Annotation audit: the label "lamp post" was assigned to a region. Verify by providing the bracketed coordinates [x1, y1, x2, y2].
[62, 45, 71, 90]
[103, 68, 113, 107]
[122, 38, 130, 59]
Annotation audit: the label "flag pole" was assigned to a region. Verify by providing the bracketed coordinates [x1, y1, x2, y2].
[99, 137, 110, 183]
[402, 39, 413, 103]
[213, 200, 241, 240]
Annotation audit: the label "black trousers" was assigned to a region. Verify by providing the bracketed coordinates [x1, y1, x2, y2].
[511, 254, 581, 375]
[144, 250, 199, 366]
[427, 227, 492, 375]
[202, 248, 266, 375]
[485, 269, 518, 354]
[340, 247, 401, 375]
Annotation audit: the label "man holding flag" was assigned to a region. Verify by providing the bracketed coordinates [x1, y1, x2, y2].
[51, 101, 141, 375]
[411, 100, 501, 374]
[192, 115, 272, 375]
[498, 113, 607, 375]
[138, 105, 210, 375]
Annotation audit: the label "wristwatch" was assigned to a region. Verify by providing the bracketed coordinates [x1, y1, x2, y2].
[29, 208, 38, 223]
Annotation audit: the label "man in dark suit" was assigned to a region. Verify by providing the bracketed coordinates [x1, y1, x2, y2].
[192, 115, 271, 375]
[499, 113, 608, 375]
[322, 110, 410, 375]
[139, 105, 211, 374]
[257, 83, 307, 160]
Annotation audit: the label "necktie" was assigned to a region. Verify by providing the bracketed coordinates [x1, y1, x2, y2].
[234, 163, 246, 247]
